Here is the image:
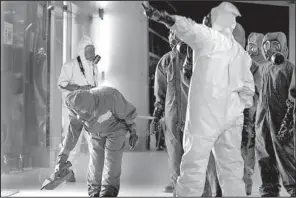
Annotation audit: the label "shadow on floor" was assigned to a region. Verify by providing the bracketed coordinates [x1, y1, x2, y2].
[1, 151, 290, 197]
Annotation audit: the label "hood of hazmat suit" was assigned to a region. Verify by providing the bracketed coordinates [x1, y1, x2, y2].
[255, 32, 295, 197]
[168, 2, 255, 196]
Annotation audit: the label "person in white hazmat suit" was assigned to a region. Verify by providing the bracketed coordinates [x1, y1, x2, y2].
[56, 35, 102, 182]
[202, 22, 256, 197]
[142, 2, 255, 196]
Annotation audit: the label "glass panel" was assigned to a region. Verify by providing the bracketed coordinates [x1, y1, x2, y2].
[1, 0, 28, 174]
[1, 0, 51, 174]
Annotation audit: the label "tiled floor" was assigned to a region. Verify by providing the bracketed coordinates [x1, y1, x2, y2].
[1, 151, 290, 197]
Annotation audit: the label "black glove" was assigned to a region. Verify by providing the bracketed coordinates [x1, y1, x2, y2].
[141, 3, 175, 27]
[129, 134, 139, 150]
[277, 99, 294, 142]
[149, 106, 164, 135]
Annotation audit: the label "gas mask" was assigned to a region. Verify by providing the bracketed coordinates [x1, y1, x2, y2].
[263, 39, 285, 65]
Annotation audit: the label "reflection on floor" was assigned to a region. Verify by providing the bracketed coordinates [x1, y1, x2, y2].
[1, 150, 290, 197]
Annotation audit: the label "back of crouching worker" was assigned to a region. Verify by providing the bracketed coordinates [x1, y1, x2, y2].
[65, 86, 139, 197]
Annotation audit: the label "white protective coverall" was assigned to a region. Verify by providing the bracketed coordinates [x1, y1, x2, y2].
[57, 35, 101, 166]
[169, 2, 255, 196]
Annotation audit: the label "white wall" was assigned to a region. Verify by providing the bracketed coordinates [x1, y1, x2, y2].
[91, 1, 149, 150]
[289, 3, 295, 64]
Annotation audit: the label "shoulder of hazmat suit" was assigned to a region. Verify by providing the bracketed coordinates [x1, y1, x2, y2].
[65, 86, 138, 135]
